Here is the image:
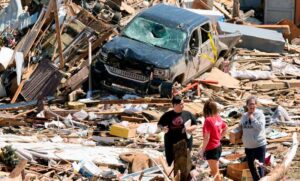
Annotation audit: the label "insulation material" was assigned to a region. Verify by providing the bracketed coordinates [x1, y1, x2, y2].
[0, 47, 14, 72]
[272, 59, 300, 76]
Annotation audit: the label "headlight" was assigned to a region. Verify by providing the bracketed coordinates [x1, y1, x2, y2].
[153, 68, 170, 79]
[99, 51, 108, 62]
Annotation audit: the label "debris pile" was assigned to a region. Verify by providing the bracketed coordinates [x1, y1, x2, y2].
[0, 0, 297, 180]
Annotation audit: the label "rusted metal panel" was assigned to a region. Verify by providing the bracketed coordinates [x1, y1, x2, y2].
[21, 60, 62, 101]
[296, 0, 300, 26]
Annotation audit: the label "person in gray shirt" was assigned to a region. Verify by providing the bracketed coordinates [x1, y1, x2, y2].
[238, 96, 267, 181]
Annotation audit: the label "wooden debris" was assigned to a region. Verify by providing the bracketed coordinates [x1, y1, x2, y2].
[173, 140, 192, 181]
[261, 133, 299, 181]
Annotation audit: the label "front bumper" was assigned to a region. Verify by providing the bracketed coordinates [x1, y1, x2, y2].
[94, 63, 162, 95]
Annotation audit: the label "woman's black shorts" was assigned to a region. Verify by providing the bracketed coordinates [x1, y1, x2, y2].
[204, 145, 222, 160]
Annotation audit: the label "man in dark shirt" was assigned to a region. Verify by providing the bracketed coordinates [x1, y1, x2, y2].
[158, 95, 197, 166]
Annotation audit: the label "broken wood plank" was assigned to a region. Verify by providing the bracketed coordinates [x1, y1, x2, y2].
[121, 116, 145, 122]
[13, 108, 37, 118]
[9, 159, 27, 178]
[94, 98, 172, 105]
[237, 50, 281, 57]
[213, 2, 232, 19]
[232, 0, 240, 18]
[0, 118, 27, 127]
[267, 136, 292, 143]
[248, 24, 291, 35]
[261, 133, 299, 181]
[10, 64, 37, 103]
[10, 80, 25, 104]
[52, 0, 64, 69]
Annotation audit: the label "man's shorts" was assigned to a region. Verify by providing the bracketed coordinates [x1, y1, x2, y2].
[204, 145, 222, 160]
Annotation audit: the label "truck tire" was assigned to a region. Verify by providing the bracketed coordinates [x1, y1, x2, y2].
[159, 81, 173, 98]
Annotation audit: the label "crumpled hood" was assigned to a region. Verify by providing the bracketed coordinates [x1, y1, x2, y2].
[102, 36, 183, 69]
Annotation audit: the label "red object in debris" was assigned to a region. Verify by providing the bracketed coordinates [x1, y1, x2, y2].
[296, 0, 300, 26]
[173, 79, 218, 96]
[173, 82, 199, 96]
[196, 79, 219, 84]
[265, 154, 271, 166]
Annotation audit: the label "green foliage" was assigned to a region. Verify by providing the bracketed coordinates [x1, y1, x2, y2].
[1, 145, 19, 167]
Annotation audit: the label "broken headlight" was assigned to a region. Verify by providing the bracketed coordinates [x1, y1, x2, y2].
[153, 68, 170, 79]
[99, 51, 108, 62]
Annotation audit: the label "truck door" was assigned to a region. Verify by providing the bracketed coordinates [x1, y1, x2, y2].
[186, 29, 201, 80]
[198, 22, 216, 74]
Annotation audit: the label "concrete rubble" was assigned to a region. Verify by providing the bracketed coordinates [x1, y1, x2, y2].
[0, 0, 297, 180]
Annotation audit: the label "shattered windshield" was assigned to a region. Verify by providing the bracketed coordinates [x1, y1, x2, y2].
[122, 17, 187, 53]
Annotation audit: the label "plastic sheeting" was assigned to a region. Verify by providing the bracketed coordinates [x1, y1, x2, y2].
[230, 70, 274, 80]
[272, 58, 300, 76]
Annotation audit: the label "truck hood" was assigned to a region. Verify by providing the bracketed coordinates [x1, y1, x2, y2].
[102, 36, 183, 69]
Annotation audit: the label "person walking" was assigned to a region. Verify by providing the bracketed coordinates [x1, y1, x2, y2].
[239, 96, 267, 181]
[157, 95, 197, 166]
[199, 100, 227, 181]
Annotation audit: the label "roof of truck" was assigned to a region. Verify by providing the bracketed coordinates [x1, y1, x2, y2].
[138, 4, 209, 33]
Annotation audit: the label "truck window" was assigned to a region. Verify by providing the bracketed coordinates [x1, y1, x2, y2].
[189, 30, 199, 56]
[200, 23, 210, 43]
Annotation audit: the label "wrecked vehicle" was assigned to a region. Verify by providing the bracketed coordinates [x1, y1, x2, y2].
[93, 4, 227, 97]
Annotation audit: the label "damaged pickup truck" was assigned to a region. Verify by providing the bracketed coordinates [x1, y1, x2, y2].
[92, 4, 228, 97]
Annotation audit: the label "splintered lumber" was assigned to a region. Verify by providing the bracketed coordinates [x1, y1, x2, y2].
[121, 116, 145, 122]
[237, 50, 281, 57]
[9, 160, 27, 178]
[232, 0, 240, 18]
[96, 98, 171, 105]
[213, 2, 232, 19]
[252, 80, 300, 90]
[0, 118, 27, 127]
[261, 133, 299, 181]
[249, 24, 291, 35]
[267, 136, 293, 143]
[52, 0, 64, 69]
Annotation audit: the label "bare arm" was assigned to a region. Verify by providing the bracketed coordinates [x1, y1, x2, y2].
[221, 124, 228, 138]
[201, 132, 210, 152]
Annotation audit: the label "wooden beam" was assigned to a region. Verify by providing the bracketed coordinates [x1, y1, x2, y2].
[121, 116, 145, 122]
[249, 24, 290, 34]
[213, 2, 232, 19]
[96, 98, 171, 105]
[261, 133, 299, 181]
[52, 0, 64, 69]
[10, 80, 25, 103]
[0, 118, 27, 127]
[267, 136, 292, 143]
[232, 0, 240, 18]
[9, 160, 27, 178]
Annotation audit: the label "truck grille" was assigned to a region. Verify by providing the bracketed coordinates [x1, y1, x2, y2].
[105, 65, 149, 83]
